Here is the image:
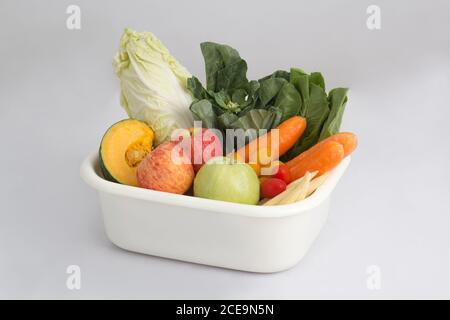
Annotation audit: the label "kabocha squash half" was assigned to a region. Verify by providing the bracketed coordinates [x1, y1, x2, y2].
[99, 119, 154, 186]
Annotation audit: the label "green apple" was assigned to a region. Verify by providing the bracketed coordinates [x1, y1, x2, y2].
[194, 157, 260, 205]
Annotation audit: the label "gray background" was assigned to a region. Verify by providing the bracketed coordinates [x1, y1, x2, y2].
[1, 0, 449, 299]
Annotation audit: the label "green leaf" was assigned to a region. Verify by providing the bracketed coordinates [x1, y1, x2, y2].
[319, 88, 348, 140]
[290, 69, 309, 96]
[259, 70, 290, 81]
[284, 83, 329, 158]
[309, 72, 325, 91]
[231, 89, 249, 106]
[217, 113, 239, 129]
[289, 68, 307, 86]
[229, 109, 279, 131]
[200, 42, 248, 92]
[245, 80, 261, 104]
[232, 80, 260, 114]
[208, 89, 231, 110]
[290, 68, 310, 116]
[258, 78, 287, 106]
[215, 60, 248, 91]
[267, 106, 283, 128]
[190, 99, 217, 129]
[187, 76, 208, 100]
[274, 82, 302, 122]
[227, 109, 280, 143]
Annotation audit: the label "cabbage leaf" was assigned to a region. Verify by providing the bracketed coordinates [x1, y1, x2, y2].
[113, 28, 193, 145]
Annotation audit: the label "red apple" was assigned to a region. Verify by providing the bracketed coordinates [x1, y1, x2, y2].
[188, 128, 223, 172]
[137, 141, 194, 194]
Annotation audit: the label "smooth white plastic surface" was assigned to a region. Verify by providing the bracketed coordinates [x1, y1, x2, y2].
[80, 152, 350, 273]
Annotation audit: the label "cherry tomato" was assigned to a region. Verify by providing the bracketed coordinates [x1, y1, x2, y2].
[260, 178, 287, 198]
[272, 164, 292, 184]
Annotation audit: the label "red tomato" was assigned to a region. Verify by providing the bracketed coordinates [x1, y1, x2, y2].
[272, 164, 292, 184]
[260, 178, 287, 198]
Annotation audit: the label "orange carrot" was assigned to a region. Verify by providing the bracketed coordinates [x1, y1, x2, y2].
[235, 116, 307, 163]
[326, 132, 357, 157]
[289, 141, 344, 180]
[287, 132, 357, 169]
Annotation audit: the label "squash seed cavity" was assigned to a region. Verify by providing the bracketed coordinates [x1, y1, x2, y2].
[125, 136, 152, 167]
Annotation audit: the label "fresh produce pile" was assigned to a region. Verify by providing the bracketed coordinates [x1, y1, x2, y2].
[99, 28, 357, 206]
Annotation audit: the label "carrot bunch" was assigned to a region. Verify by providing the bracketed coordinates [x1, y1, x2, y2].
[287, 132, 358, 180]
[232, 115, 357, 203]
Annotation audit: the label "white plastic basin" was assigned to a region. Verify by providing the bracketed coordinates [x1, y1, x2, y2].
[80, 152, 350, 273]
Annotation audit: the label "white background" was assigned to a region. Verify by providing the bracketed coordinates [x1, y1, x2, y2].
[1, 0, 449, 299]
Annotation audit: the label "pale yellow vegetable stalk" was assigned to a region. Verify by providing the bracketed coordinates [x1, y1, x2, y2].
[262, 190, 289, 206]
[306, 173, 329, 197]
[278, 171, 314, 204]
[263, 171, 317, 206]
[262, 171, 328, 206]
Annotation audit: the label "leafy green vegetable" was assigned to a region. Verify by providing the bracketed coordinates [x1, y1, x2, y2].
[319, 88, 348, 140]
[188, 42, 298, 142]
[188, 42, 349, 157]
[209, 90, 240, 113]
[215, 60, 248, 92]
[286, 83, 329, 157]
[113, 28, 194, 145]
[200, 42, 248, 92]
[274, 82, 302, 122]
[309, 72, 326, 91]
[282, 70, 348, 161]
[229, 109, 280, 132]
[187, 77, 209, 100]
[258, 78, 287, 107]
[190, 99, 217, 129]
[228, 108, 282, 148]
[259, 70, 291, 82]
[217, 113, 239, 129]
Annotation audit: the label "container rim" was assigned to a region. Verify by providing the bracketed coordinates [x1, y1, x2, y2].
[80, 152, 350, 218]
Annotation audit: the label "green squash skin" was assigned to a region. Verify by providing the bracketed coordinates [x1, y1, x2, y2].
[98, 147, 120, 184]
[98, 119, 129, 184]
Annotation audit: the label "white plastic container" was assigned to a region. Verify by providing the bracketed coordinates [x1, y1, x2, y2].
[80, 152, 350, 273]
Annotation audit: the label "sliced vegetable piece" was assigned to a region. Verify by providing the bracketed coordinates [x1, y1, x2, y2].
[99, 119, 154, 186]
